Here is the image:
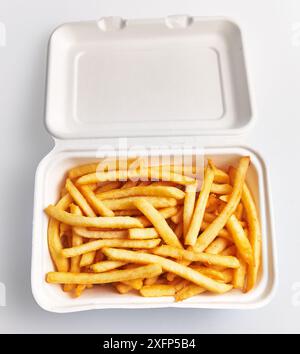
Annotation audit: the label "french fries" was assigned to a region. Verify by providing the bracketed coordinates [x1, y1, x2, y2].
[45, 156, 262, 300]
[47, 264, 163, 284]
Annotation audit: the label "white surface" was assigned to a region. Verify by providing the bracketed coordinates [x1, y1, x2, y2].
[46, 17, 252, 138]
[0, 0, 299, 333]
[32, 147, 276, 312]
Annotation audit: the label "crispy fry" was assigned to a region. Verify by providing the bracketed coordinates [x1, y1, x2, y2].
[123, 278, 143, 290]
[80, 185, 114, 217]
[64, 204, 83, 292]
[48, 194, 72, 273]
[211, 183, 232, 195]
[45, 205, 143, 228]
[102, 196, 178, 211]
[190, 265, 226, 281]
[136, 206, 179, 227]
[79, 252, 96, 267]
[128, 228, 159, 240]
[114, 282, 132, 294]
[175, 284, 205, 302]
[114, 209, 143, 216]
[62, 238, 161, 258]
[77, 169, 195, 186]
[97, 186, 185, 200]
[185, 165, 215, 246]
[205, 237, 230, 255]
[183, 182, 197, 238]
[140, 285, 176, 297]
[152, 245, 240, 268]
[74, 284, 86, 297]
[65, 179, 96, 217]
[194, 157, 250, 252]
[90, 260, 127, 273]
[47, 264, 163, 285]
[144, 276, 159, 286]
[103, 248, 233, 294]
[73, 227, 128, 239]
[170, 207, 183, 224]
[134, 199, 182, 248]
[95, 181, 122, 194]
[233, 254, 247, 290]
[226, 214, 253, 265]
[208, 160, 230, 184]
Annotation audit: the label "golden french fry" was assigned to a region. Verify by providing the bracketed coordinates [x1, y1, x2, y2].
[90, 260, 127, 273]
[65, 179, 96, 217]
[64, 204, 83, 292]
[77, 168, 195, 186]
[97, 186, 185, 200]
[200, 221, 232, 241]
[114, 209, 143, 216]
[183, 182, 197, 238]
[174, 222, 183, 240]
[73, 227, 128, 239]
[80, 185, 114, 217]
[102, 248, 233, 294]
[152, 245, 240, 268]
[175, 284, 205, 302]
[221, 245, 237, 256]
[235, 203, 244, 220]
[208, 159, 230, 184]
[136, 206, 179, 227]
[144, 276, 159, 286]
[47, 264, 163, 285]
[114, 282, 132, 294]
[233, 254, 247, 290]
[123, 278, 143, 290]
[128, 228, 159, 240]
[134, 198, 182, 249]
[74, 284, 86, 297]
[102, 196, 178, 211]
[190, 265, 226, 281]
[62, 238, 161, 258]
[170, 207, 183, 224]
[48, 194, 72, 273]
[194, 157, 250, 252]
[68, 162, 100, 180]
[226, 214, 253, 265]
[210, 183, 232, 195]
[121, 180, 139, 189]
[80, 252, 96, 267]
[45, 205, 143, 229]
[239, 174, 262, 291]
[140, 285, 176, 297]
[95, 181, 122, 194]
[204, 237, 230, 255]
[185, 165, 215, 246]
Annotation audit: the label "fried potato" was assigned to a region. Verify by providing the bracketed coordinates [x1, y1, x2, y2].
[73, 227, 128, 239]
[183, 182, 197, 239]
[134, 199, 182, 248]
[194, 157, 250, 252]
[80, 185, 114, 217]
[140, 285, 176, 297]
[102, 248, 233, 294]
[185, 165, 215, 246]
[47, 264, 163, 285]
[128, 228, 159, 240]
[90, 260, 127, 273]
[102, 196, 178, 211]
[45, 205, 143, 229]
[62, 238, 161, 258]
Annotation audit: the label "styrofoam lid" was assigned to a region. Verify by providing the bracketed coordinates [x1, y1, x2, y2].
[45, 16, 253, 139]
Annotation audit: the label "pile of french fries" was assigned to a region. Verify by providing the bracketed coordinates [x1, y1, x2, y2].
[45, 156, 261, 301]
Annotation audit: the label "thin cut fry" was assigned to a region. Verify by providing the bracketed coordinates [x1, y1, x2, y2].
[48, 194, 72, 272]
[95, 181, 122, 194]
[128, 228, 159, 240]
[73, 227, 128, 239]
[102, 196, 178, 211]
[47, 264, 163, 285]
[80, 185, 114, 216]
[45, 205, 143, 229]
[62, 238, 161, 258]
[183, 182, 197, 238]
[152, 245, 240, 268]
[77, 169, 195, 186]
[134, 198, 182, 249]
[194, 157, 250, 252]
[90, 260, 126, 273]
[185, 165, 215, 246]
[226, 214, 253, 265]
[175, 284, 205, 302]
[140, 285, 176, 297]
[114, 282, 132, 294]
[205, 237, 230, 255]
[97, 186, 185, 200]
[136, 206, 179, 227]
[233, 254, 247, 290]
[103, 248, 233, 294]
[210, 183, 232, 195]
[65, 179, 96, 217]
[170, 207, 183, 224]
[79, 252, 96, 267]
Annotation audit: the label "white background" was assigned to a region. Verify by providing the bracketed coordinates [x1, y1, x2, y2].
[0, 0, 299, 333]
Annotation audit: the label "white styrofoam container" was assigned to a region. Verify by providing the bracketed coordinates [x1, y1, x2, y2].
[31, 16, 277, 312]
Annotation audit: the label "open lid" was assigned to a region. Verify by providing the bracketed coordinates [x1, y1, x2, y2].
[45, 16, 253, 139]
